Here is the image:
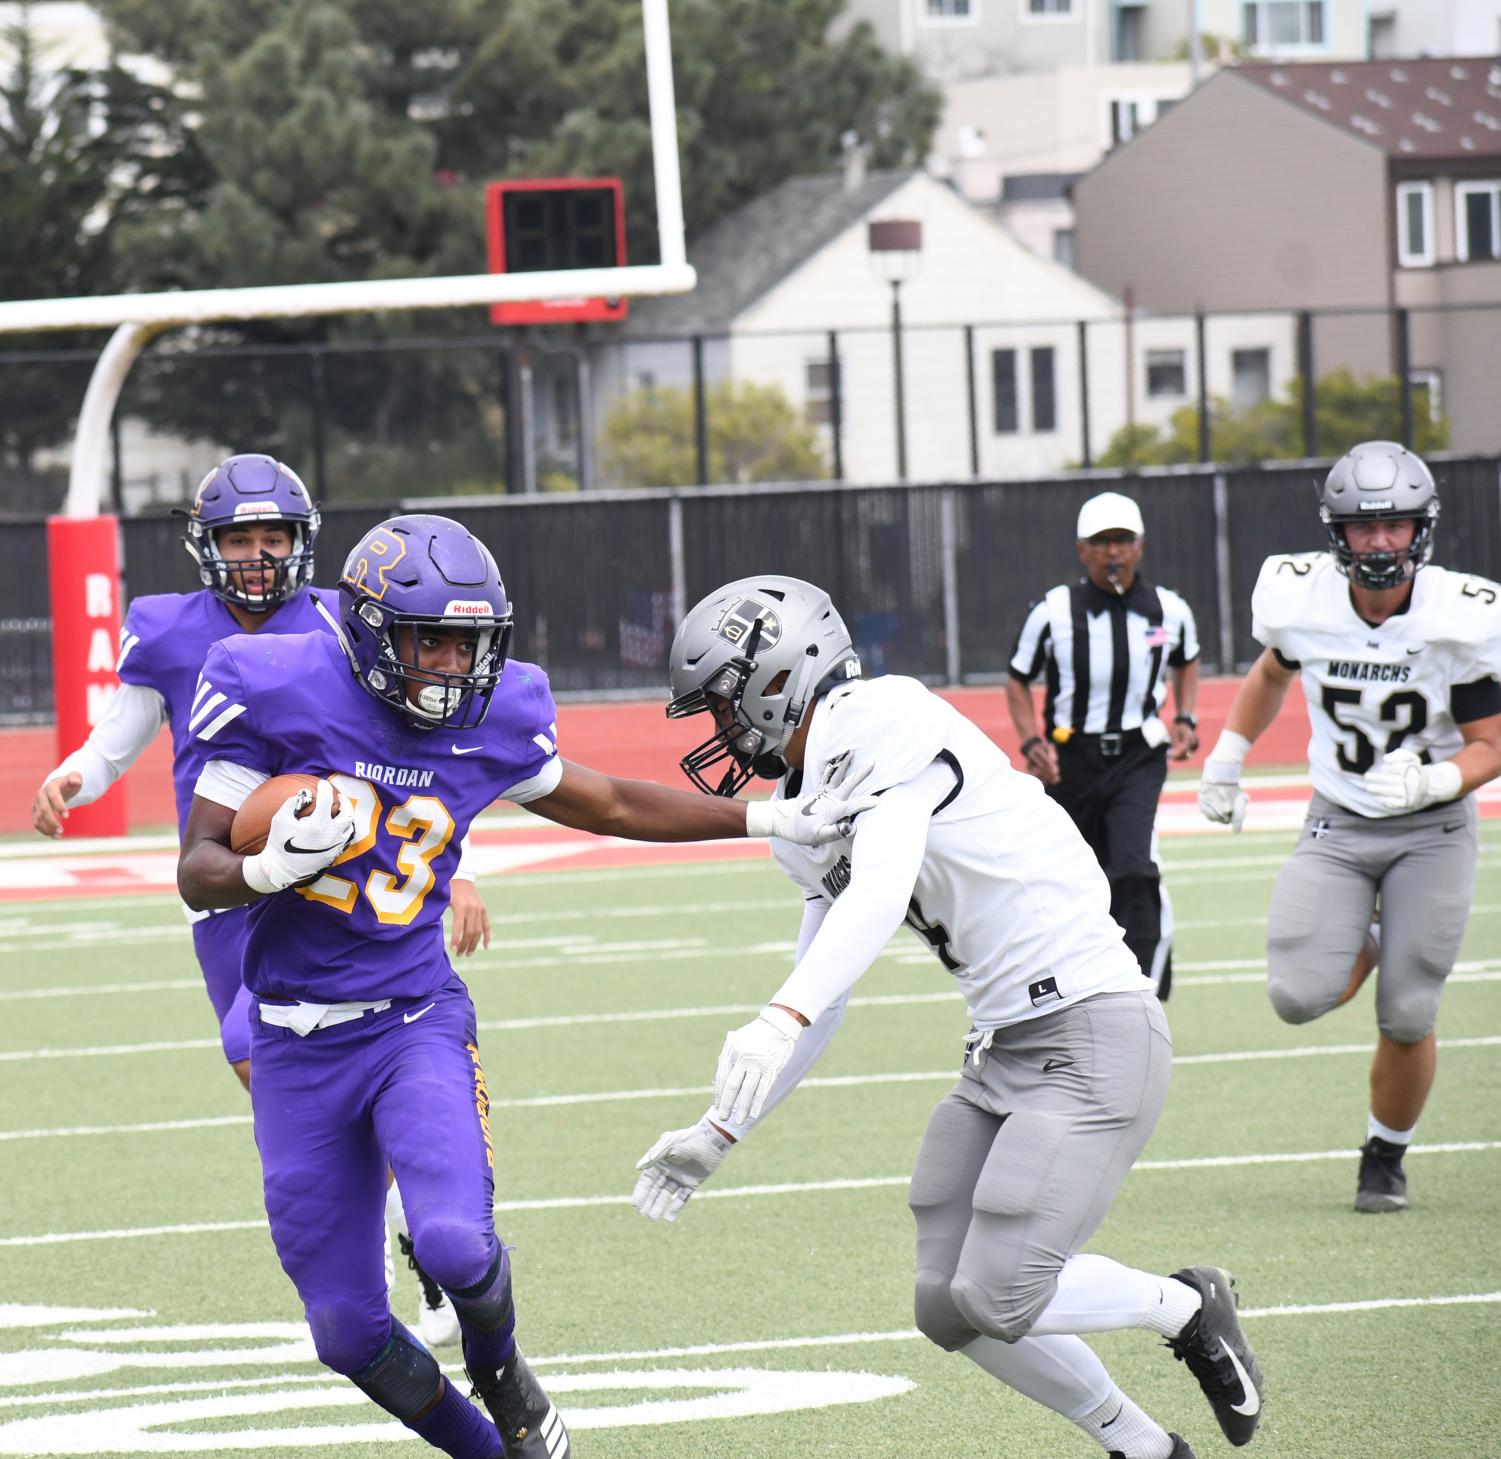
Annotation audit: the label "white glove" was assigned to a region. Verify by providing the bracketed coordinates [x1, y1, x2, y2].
[745, 757, 878, 845]
[1365, 750, 1462, 814]
[242, 780, 357, 894]
[714, 1005, 803, 1125]
[1197, 759, 1249, 832]
[632, 1116, 734, 1223]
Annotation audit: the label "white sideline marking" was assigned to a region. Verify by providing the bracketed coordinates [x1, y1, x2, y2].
[4, 1140, 1496, 1247]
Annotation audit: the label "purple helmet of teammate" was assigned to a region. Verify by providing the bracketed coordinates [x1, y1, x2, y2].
[338, 514, 513, 731]
[181, 453, 320, 611]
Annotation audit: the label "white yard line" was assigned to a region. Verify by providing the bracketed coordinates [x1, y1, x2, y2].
[3, 1140, 1496, 1247]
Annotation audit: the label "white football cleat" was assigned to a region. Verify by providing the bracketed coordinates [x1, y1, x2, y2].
[399, 1232, 461, 1347]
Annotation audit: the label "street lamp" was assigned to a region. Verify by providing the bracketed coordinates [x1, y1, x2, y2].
[868, 218, 923, 480]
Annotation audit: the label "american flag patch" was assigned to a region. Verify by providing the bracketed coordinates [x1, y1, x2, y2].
[1145, 625, 1170, 648]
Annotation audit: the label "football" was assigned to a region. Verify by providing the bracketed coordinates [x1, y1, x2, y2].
[230, 774, 330, 856]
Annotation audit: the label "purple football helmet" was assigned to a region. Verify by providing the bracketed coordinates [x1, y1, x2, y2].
[181, 454, 320, 611]
[338, 514, 513, 731]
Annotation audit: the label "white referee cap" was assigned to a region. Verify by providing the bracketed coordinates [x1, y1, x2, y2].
[1077, 491, 1145, 539]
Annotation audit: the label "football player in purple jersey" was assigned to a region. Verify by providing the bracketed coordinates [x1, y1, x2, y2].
[31, 453, 480, 1347]
[175, 514, 872, 1459]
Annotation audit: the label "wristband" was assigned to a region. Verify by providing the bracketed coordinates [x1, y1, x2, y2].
[1207, 729, 1252, 767]
[1428, 760, 1464, 804]
[1020, 736, 1043, 758]
[1174, 714, 1198, 729]
[744, 799, 774, 838]
[241, 852, 279, 896]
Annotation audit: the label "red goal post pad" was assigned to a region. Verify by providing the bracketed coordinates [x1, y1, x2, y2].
[485, 177, 629, 326]
[47, 515, 128, 836]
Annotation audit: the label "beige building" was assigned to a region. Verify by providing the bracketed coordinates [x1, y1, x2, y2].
[840, 0, 1380, 81]
[1072, 56, 1501, 449]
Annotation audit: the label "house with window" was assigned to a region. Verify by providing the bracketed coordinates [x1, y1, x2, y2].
[582, 169, 1294, 485]
[1071, 55, 1501, 450]
[839, 0, 1376, 83]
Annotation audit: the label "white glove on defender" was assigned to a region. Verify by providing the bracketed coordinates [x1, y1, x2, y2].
[714, 1005, 803, 1124]
[745, 758, 877, 845]
[243, 781, 357, 895]
[632, 1116, 733, 1222]
[1366, 749, 1463, 814]
[1197, 759, 1249, 832]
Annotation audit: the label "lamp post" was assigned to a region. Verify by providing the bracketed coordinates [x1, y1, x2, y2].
[868, 218, 923, 480]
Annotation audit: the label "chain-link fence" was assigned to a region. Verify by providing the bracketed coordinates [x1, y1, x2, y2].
[3, 455, 1497, 724]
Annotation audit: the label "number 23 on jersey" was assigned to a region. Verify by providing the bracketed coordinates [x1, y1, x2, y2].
[297, 772, 454, 924]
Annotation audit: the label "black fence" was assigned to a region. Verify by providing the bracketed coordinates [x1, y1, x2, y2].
[1, 298, 1496, 515]
[3, 454, 1498, 725]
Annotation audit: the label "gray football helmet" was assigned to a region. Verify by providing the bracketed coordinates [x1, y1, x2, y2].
[667, 575, 861, 796]
[1318, 441, 1439, 591]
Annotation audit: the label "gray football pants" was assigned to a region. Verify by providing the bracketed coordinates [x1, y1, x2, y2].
[1266, 792, 1479, 1043]
[908, 990, 1172, 1349]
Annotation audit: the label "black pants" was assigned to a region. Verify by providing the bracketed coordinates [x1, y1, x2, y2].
[1046, 737, 1172, 999]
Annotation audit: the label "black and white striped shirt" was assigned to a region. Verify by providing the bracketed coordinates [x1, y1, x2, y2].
[1009, 577, 1200, 736]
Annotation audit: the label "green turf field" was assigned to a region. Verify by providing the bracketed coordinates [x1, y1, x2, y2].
[3, 826, 1499, 1458]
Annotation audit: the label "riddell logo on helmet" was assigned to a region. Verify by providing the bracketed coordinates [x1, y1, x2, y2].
[444, 599, 494, 617]
[233, 502, 282, 517]
[1357, 499, 1396, 511]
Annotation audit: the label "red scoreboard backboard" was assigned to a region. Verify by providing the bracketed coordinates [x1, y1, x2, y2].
[485, 177, 629, 326]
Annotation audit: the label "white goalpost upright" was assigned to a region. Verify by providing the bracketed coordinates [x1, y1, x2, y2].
[4, 0, 695, 835]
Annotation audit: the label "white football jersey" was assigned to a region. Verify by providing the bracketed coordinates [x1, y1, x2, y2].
[1251, 553, 1501, 818]
[769, 675, 1145, 1029]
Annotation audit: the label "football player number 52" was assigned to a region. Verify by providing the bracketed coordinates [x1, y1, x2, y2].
[297, 773, 454, 924]
[1320, 687, 1428, 775]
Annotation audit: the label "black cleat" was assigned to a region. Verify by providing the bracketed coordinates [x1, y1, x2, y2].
[1167, 1266, 1264, 1447]
[1110, 1436, 1196, 1459]
[1355, 1137, 1409, 1213]
[467, 1348, 570, 1459]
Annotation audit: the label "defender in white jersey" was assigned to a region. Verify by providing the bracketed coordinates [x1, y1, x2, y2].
[1198, 443, 1501, 1213]
[634, 576, 1266, 1459]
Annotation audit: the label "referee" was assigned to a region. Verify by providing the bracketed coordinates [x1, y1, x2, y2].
[1006, 491, 1201, 997]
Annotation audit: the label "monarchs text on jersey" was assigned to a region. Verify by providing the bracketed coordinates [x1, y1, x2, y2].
[1251, 553, 1501, 818]
[769, 676, 1145, 1028]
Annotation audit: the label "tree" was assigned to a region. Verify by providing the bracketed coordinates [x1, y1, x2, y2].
[600, 380, 829, 487]
[0, 6, 184, 507]
[1095, 370, 1450, 468]
[78, 0, 938, 494]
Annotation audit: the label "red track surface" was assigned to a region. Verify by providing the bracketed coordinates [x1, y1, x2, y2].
[2, 677, 1309, 839]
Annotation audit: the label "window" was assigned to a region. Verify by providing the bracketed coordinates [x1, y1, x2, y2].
[1409, 369, 1442, 425]
[1109, 98, 1142, 147]
[1240, 2, 1327, 51]
[1396, 181, 1434, 267]
[921, 0, 977, 20]
[1052, 227, 1075, 270]
[805, 357, 841, 427]
[1023, 0, 1072, 18]
[1146, 349, 1187, 399]
[1231, 348, 1272, 410]
[992, 349, 1018, 434]
[1456, 181, 1501, 262]
[1031, 347, 1057, 432]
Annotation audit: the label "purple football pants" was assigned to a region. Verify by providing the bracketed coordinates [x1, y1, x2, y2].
[250, 980, 501, 1375]
[191, 909, 253, 1065]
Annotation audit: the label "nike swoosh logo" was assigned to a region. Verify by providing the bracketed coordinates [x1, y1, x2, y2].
[1220, 1337, 1261, 1417]
[1443, 823, 1464, 833]
[283, 836, 348, 857]
[451, 745, 483, 755]
[1042, 1058, 1074, 1073]
[403, 1003, 436, 1024]
[1405, 647, 1421, 655]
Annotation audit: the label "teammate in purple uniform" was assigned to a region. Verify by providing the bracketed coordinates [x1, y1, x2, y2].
[175, 515, 871, 1459]
[31, 454, 480, 1346]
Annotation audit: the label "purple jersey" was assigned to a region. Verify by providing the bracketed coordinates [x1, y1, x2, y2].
[117, 587, 335, 834]
[186, 629, 559, 1003]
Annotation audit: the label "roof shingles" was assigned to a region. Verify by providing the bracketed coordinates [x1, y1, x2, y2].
[1238, 56, 1501, 159]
